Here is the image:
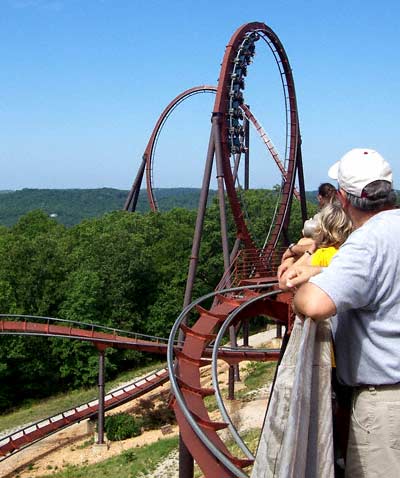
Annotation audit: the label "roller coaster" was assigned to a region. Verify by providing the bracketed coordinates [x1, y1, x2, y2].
[1, 21, 310, 478]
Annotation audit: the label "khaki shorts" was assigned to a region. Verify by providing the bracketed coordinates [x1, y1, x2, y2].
[346, 385, 400, 478]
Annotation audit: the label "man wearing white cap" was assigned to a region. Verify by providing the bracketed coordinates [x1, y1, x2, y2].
[286, 148, 400, 477]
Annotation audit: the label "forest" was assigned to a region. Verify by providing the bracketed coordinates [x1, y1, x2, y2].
[0, 188, 218, 227]
[0, 190, 312, 412]
[0, 187, 322, 227]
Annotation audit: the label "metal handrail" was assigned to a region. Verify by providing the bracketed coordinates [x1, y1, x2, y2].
[214, 247, 283, 293]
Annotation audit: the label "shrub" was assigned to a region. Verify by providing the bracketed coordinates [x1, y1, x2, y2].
[132, 394, 175, 430]
[103, 412, 142, 441]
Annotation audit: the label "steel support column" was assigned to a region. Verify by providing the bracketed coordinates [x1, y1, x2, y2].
[243, 319, 249, 346]
[179, 121, 216, 478]
[182, 124, 216, 316]
[97, 346, 106, 444]
[228, 365, 235, 400]
[213, 112, 241, 393]
[232, 152, 241, 183]
[179, 432, 194, 478]
[295, 142, 308, 223]
[213, 113, 231, 273]
[123, 154, 146, 212]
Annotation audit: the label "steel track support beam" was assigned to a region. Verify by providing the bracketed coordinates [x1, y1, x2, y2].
[182, 125, 216, 317]
[179, 121, 216, 478]
[295, 142, 308, 223]
[213, 112, 231, 274]
[96, 345, 107, 445]
[123, 154, 147, 212]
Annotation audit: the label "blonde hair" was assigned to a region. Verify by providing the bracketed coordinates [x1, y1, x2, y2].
[313, 202, 353, 248]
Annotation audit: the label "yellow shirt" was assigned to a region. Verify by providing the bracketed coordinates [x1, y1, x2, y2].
[311, 246, 338, 267]
[311, 245, 338, 367]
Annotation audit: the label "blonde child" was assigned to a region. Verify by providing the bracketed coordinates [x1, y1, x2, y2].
[310, 202, 353, 267]
[279, 202, 352, 287]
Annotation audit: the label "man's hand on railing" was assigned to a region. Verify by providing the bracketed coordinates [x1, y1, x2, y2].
[277, 257, 295, 285]
[284, 265, 322, 290]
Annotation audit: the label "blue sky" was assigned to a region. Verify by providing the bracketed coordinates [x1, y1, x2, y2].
[1, 0, 398, 191]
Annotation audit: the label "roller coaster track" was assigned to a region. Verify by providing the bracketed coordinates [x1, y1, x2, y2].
[124, 85, 217, 212]
[168, 282, 293, 478]
[213, 21, 303, 252]
[1, 21, 305, 478]
[0, 367, 169, 461]
[0, 315, 280, 363]
[0, 313, 280, 460]
[124, 86, 299, 213]
[240, 104, 300, 200]
[0, 315, 173, 355]
[165, 23, 304, 476]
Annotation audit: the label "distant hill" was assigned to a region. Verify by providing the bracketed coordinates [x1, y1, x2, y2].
[5, 187, 371, 228]
[0, 188, 218, 227]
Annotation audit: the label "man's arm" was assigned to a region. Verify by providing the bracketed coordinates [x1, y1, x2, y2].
[281, 238, 316, 261]
[293, 282, 337, 321]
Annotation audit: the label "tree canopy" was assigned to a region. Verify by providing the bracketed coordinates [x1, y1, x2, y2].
[0, 190, 309, 411]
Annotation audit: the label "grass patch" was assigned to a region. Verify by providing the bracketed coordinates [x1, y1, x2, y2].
[34, 436, 178, 478]
[2, 339, 276, 477]
[228, 427, 261, 456]
[193, 429, 261, 477]
[73, 437, 94, 450]
[0, 361, 165, 434]
[243, 361, 276, 392]
[203, 393, 219, 413]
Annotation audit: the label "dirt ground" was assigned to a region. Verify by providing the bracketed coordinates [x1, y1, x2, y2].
[0, 328, 280, 478]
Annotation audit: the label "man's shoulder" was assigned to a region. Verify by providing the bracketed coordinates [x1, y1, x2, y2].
[352, 209, 400, 239]
[337, 209, 400, 265]
[368, 208, 400, 225]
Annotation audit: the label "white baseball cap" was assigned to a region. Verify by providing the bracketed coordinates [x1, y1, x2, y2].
[328, 148, 392, 197]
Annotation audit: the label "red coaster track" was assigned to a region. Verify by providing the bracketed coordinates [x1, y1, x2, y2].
[1, 21, 306, 478]
[124, 85, 217, 212]
[166, 21, 306, 477]
[0, 314, 279, 460]
[0, 367, 169, 460]
[124, 86, 300, 213]
[212, 21, 303, 252]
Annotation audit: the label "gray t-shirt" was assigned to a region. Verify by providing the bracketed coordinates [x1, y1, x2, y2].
[310, 209, 400, 386]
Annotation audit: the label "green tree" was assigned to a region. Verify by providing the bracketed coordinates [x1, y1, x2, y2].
[0, 191, 317, 411]
[0, 210, 68, 315]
